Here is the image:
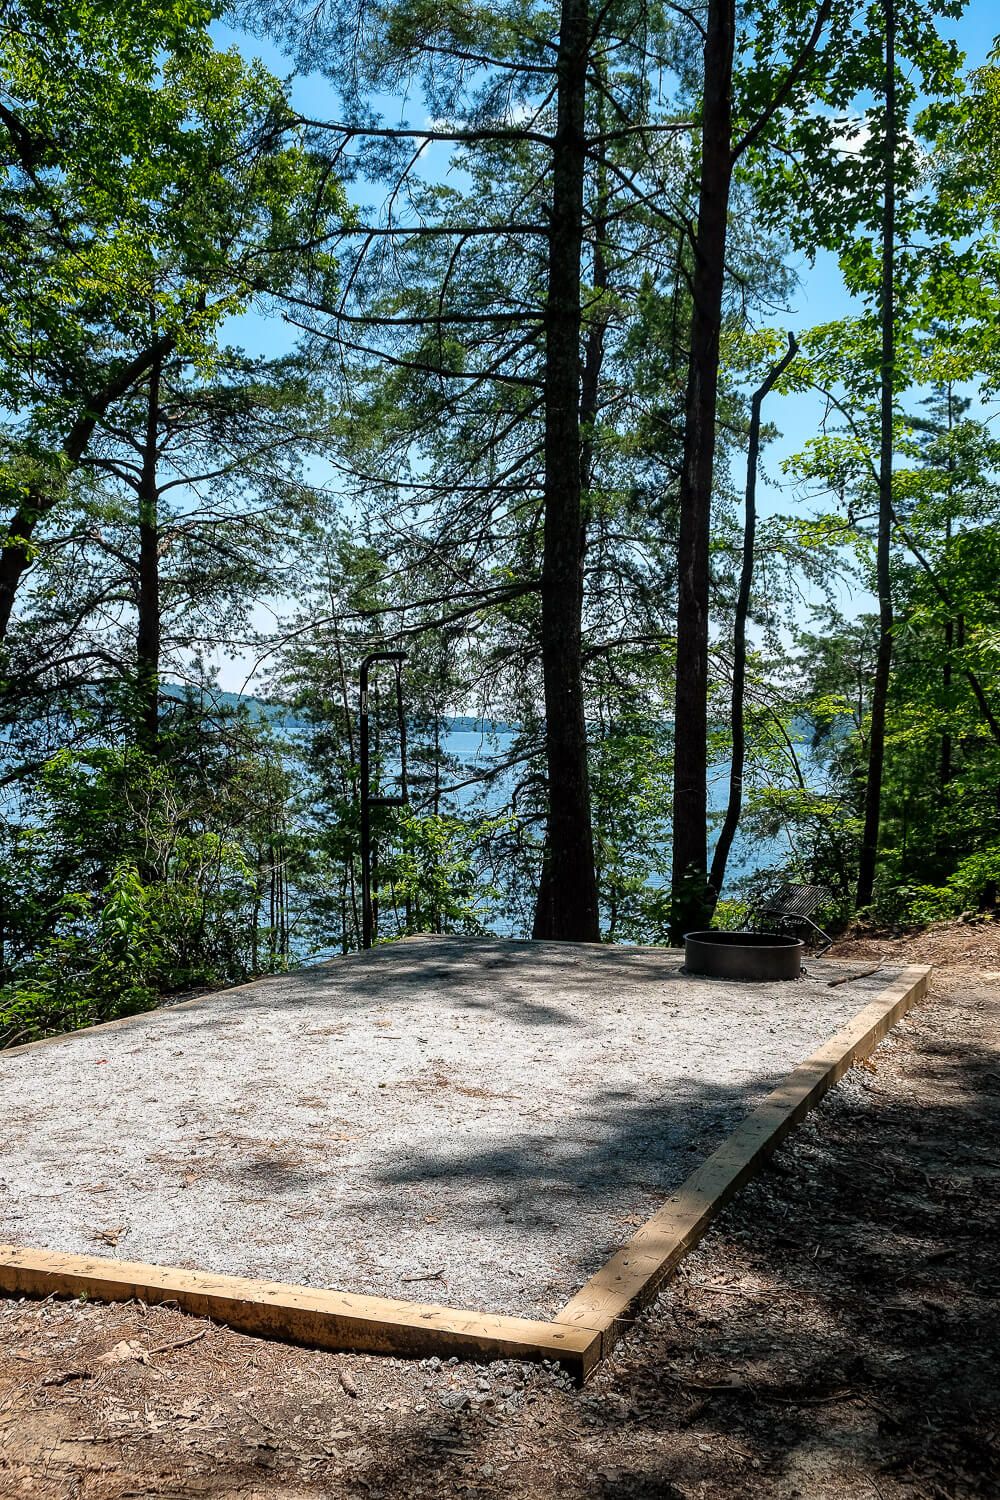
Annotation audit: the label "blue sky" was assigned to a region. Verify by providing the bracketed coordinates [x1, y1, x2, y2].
[210, 4, 999, 691]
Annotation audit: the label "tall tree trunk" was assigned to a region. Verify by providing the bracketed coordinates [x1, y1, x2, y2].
[940, 532, 953, 788]
[533, 0, 599, 943]
[856, 0, 896, 909]
[136, 356, 162, 752]
[940, 385, 955, 790]
[669, 0, 735, 941]
[579, 92, 609, 497]
[709, 333, 798, 906]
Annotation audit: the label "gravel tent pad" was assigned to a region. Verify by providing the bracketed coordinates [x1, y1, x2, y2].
[0, 937, 918, 1334]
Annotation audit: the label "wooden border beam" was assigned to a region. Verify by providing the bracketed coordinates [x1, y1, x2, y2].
[0, 1246, 603, 1379]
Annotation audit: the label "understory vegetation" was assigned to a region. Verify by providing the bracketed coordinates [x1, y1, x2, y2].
[2, 0, 1000, 1042]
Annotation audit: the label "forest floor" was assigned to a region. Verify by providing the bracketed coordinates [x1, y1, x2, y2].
[1, 921, 997, 1499]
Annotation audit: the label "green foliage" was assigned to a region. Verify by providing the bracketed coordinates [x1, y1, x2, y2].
[4, 0, 1000, 1044]
[0, 0, 345, 595]
[379, 810, 511, 937]
[711, 898, 752, 931]
[1, 863, 162, 1046]
[861, 843, 1000, 928]
[0, 717, 300, 1046]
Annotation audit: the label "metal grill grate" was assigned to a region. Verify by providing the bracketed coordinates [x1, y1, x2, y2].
[753, 883, 834, 950]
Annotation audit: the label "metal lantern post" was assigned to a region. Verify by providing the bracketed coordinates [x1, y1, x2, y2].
[359, 652, 408, 949]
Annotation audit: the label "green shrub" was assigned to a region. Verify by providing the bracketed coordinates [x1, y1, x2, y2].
[712, 898, 751, 930]
[0, 865, 160, 1046]
[949, 844, 1000, 911]
[863, 845, 1000, 929]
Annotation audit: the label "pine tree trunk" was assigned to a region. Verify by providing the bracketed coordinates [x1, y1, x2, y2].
[856, 0, 896, 909]
[709, 334, 797, 907]
[669, 0, 735, 941]
[940, 567, 953, 787]
[136, 357, 162, 752]
[533, 0, 599, 942]
[940, 390, 955, 789]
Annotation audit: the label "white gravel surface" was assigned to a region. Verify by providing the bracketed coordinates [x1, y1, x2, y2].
[0, 936, 903, 1317]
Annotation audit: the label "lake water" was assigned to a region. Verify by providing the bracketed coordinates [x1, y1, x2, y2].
[369, 716, 813, 899]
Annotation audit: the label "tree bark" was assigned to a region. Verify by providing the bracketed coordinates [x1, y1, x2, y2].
[532, 0, 599, 942]
[940, 546, 953, 786]
[669, 0, 735, 941]
[940, 385, 955, 790]
[856, 0, 896, 909]
[136, 356, 162, 752]
[709, 333, 798, 906]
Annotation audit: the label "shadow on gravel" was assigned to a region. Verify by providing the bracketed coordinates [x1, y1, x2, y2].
[360, 1074, 768, 1233]
[336, 1020, 997, 1498]
[561, 1022, 1000, 1499]
[178, 934, 701, 1032]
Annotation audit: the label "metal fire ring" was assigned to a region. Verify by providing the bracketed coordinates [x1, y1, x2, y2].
[683, 930, 804, 982]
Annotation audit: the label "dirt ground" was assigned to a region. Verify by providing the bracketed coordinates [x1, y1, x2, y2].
[1, 921, 997, 1499]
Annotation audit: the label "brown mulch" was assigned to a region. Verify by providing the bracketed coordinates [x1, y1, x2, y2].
[830, 915, 1000, 972]
[1, 926, 998, 1499]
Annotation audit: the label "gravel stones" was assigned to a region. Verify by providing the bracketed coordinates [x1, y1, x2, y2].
[0, 936, 901, 1317]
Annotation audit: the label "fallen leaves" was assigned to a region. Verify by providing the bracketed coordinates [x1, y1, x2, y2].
[95, 1328, 207, 1368]
[90, 1224, 128, 1247]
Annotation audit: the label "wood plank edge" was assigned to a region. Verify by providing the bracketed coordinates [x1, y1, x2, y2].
[555, 963, 931, 1359]
[0, 1245, 603, 1380]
